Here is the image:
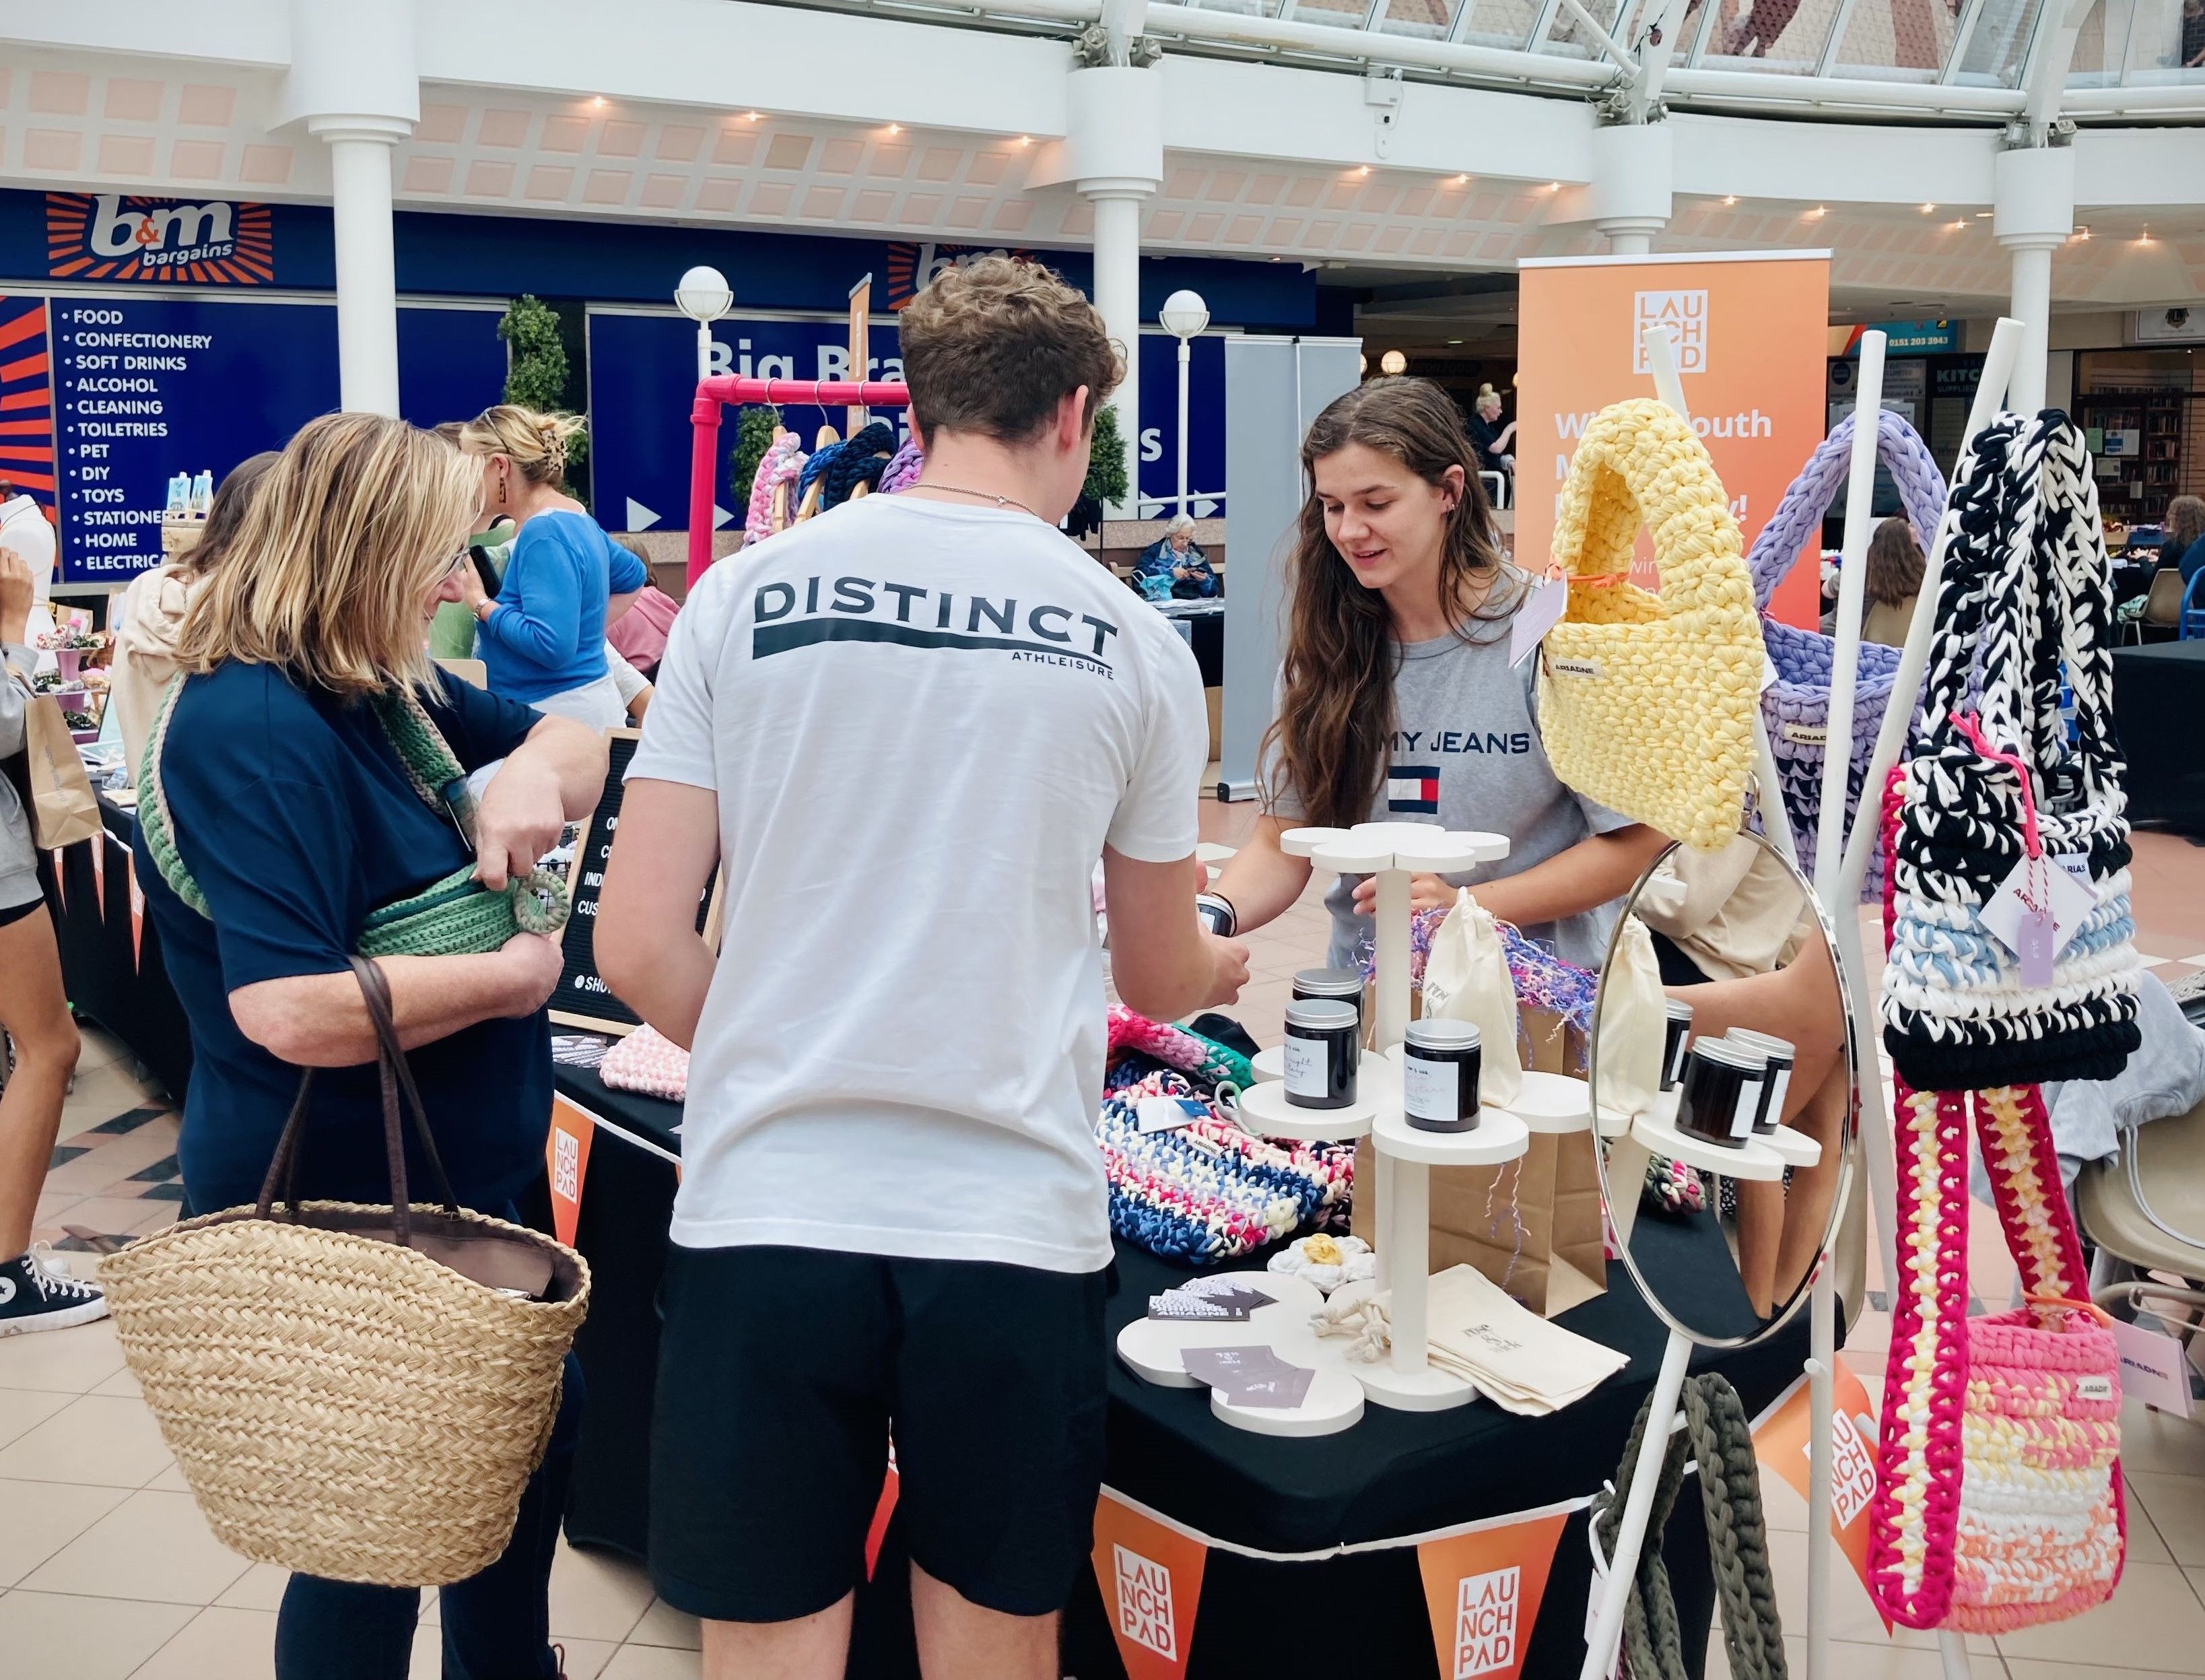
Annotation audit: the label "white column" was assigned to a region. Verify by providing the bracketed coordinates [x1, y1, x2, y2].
[1088, 186, 1147, 513]
[1993, 143, 2076, 417]
[1588, 121, 1673, 257]
[1062, 63, 1163, 519]
[313, 120, 407, 416]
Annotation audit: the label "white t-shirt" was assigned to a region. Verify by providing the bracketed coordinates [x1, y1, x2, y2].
[627, 492, 1209, 1271]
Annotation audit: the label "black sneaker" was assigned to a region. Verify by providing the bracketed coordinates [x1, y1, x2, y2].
[0, 1244, 110, 1335]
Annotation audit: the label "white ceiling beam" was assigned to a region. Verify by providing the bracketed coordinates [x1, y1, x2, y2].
[1669, 108, 2000, 201]
[0, 0, 287, 64]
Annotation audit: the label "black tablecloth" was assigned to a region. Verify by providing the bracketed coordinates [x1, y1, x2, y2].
[553, 1071, 1813, 1679]
[2112, 640, 2205, 832]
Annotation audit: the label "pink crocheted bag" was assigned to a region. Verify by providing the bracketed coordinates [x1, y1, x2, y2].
[599, 1023, 689, 1104]
[1868, 778, 2126, 1634]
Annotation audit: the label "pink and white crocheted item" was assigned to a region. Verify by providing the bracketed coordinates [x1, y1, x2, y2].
[600, 1023, 689, 1104]
[743, 436, 805, 546]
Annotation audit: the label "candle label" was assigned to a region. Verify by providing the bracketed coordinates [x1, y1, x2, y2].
[1284, 1036, 1329, 1100]
[1731, 1075, 1763, 1139]
[1402, 1055, 1459, 1125]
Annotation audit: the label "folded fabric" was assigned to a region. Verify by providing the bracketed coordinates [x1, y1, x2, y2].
[599, 1023, 689, 1103]
[1419, 1263, 1628, 1415]
[2027, 969, 2205, 1186]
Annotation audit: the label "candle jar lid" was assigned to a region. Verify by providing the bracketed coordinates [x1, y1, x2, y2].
[1689, 1037, 1761, 1075]
[1664, 997, 1695, 1023]
[1293, 968, 1365, 1001]
[1726, 1028, 1795, 1061]
[1285, 999, 1359, 1032]
[1406, 1019, 1481, 1052]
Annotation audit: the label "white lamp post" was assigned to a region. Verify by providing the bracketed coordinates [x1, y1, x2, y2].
[1159, 289, 1209, 520]
[673, 265, 733, 383]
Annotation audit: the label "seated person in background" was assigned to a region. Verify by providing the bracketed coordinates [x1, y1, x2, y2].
[1465, 383, 1513, 479]
[606, 532, 681, 681]
[2157, 494, 2205, 589]
[1133, 514, 1219, 601]
[1860, 514, 1926, 648]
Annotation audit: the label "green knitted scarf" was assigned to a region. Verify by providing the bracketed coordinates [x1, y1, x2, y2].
[139, 673, 569, 959]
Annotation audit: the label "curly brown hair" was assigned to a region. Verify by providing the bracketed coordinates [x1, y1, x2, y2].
[2164, 495, 2205, 556]
[897, 256, 1122, 446]
[1261, 377, 1509, 829]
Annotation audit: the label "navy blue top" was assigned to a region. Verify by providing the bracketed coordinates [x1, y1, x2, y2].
[475, 510, 649, 703]
[137, 663, 550, 1210]
[2177, 533, 2205, 590]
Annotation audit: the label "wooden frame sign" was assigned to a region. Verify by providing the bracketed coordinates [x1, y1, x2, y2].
[549, 727, 722, 1035]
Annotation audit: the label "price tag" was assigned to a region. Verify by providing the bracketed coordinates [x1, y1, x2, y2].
[1509, 578, 1570, 669]
[1981, 852, 2097, 976]
[1137, 1096, 1210, 1134]
[2112, 1316, 2194, 1418]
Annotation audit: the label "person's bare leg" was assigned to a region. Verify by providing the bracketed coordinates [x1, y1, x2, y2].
[1736, 1177, 1784, 1317]
[1771, 1065, 1848, 1305]
[912, 1563, 1057, 1680]
[0, 905, 81, 1257]
[700, 1595, 854, 1680]
[1663, 933, 1843, 1127]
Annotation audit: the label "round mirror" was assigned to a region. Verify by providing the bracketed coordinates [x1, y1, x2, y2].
[1586, 827, 1858, 1348]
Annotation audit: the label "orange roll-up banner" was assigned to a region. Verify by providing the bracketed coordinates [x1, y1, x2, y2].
[1091, 1491, 1211, 1680]
[1751, 1363, 1889, 1631]
[545, 1096, 597, 1248]
[1415, 1506, 1571, 1680]
[1516, 251, 1831, 628]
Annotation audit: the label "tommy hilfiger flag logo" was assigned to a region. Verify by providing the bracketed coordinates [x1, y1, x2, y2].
[1388, 766, 1440, 814]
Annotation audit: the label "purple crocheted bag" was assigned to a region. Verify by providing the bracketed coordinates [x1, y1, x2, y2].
[1749, 407, 1946, 897]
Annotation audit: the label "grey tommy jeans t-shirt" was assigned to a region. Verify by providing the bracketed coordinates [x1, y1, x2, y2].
[1266, 590, 1635, 972]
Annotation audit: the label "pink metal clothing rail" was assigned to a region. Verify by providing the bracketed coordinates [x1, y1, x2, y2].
[687, 376, 912, 586]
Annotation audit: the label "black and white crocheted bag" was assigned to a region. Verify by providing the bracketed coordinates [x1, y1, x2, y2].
[1881, 411, 2141, 1091]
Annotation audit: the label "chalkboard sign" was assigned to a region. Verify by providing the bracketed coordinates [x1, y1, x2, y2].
[549, 729, 719, 1035]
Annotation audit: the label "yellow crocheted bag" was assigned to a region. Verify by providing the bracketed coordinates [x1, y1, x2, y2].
[1536, 399, 1765, 852]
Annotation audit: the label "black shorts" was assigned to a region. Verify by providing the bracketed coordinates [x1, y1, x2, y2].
[648, 1244, 1110, 1624]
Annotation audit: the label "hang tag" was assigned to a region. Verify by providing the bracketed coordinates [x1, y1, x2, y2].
[1981, 852, 2097, 971]
[2054, 852, 2091, 883]
[1509, 578, 1570, 668]
[2111, 1316, 2194, 1418]
[1137, 1096, 1210, 1134]
[2016, 907, 2056, 987]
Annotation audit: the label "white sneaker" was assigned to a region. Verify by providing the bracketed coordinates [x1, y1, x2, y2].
[0, 1242, 110, 1335]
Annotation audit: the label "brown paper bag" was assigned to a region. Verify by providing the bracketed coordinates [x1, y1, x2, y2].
[1353, 1007, 1609, 1318]
[5, 678, 103, 850]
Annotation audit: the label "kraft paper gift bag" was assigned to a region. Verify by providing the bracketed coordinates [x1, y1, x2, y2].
[5, 676, 102, 850]
[1353, 1007, 1608, 1318]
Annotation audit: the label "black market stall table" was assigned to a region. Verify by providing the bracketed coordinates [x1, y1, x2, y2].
[40, 790, 196, 1103]
[2112, 639, 2205, 834]
[549, 1069, 1815, 1680]
[1153, 599, 1223, 687]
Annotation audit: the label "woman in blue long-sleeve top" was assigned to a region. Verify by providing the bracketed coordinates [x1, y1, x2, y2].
[454, 405, 646, 728]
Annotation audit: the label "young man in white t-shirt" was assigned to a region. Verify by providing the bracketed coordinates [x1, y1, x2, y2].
[599, 258, 1247, 1680]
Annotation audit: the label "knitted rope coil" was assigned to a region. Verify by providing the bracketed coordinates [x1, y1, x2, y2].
[1867, 776, 2127, 1634]
[139, 676, 568, 957]
[1095, 1069, 1353, 1263]
[743, 434, 805, 545]
[1750, 409, 1946, 898]
[1590, 1372, 1788, 1680]
[1882, 411, 2140, 1091]
[1538, 399, 1766, 851]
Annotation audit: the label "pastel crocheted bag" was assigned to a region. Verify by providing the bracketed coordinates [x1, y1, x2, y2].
[1538, 399, 1766, 852]
[599, 1023, 689, 1104]
[1869, 775, 2127, 1634]
[1882, 411, 2140, 1092]
[743, 435, 805, 546]
[1750, 407, 1946, 896]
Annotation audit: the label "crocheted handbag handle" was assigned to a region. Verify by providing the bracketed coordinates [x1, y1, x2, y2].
[1745, 407, 1948, 610]
[1550, 398, 1742, 613]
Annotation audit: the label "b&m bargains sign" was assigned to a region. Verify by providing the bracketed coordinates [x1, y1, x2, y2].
[47, 194, 275, 287]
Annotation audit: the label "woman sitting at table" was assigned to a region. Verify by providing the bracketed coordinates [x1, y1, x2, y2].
[1133, 514, 1220, 601]
[2157, 494, 2205, 588]
[453, 405, 647, 728]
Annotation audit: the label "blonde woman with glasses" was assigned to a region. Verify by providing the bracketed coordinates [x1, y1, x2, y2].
[138, 411, 607, 1680]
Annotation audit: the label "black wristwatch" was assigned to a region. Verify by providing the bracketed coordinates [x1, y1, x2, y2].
[1195, 892, 1237, 937]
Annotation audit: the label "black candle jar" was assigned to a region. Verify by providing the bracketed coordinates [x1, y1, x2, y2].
[1660, 998, 1694, 1092]
[1402, 1019, 1482, 1133]
[1284, 999, 1359, 1110]
[1673, 1038, 1762, 1149]
[1293, 969, 1365, 1040]
[1726, 1029, 1796, 1133]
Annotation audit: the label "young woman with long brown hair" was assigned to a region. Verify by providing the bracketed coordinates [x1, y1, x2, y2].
[1207, 377, 1665, 966]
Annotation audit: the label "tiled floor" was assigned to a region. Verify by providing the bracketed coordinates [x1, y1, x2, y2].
[5, 810, 2203, 1677]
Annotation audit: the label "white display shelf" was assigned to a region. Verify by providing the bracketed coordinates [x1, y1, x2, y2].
[1114, 1271, 1326, 1388]
[1281, 821, 1509, 877]
[1209, 1366, 1368, 1436]
[1763, 1123, 1823, 1169]
[1347, 1355, 1481, 1411]
[1371, 1100, 1530, 1168]
[1250, 1044, 1284, 1084]
[1629, 1110, 1790, 1182]
[1233, 1052, 1396, 1141]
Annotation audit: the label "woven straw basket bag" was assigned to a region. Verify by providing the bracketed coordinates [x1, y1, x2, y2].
[100, 958, 590, 1588]
[1537, 399, 1765, 852]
